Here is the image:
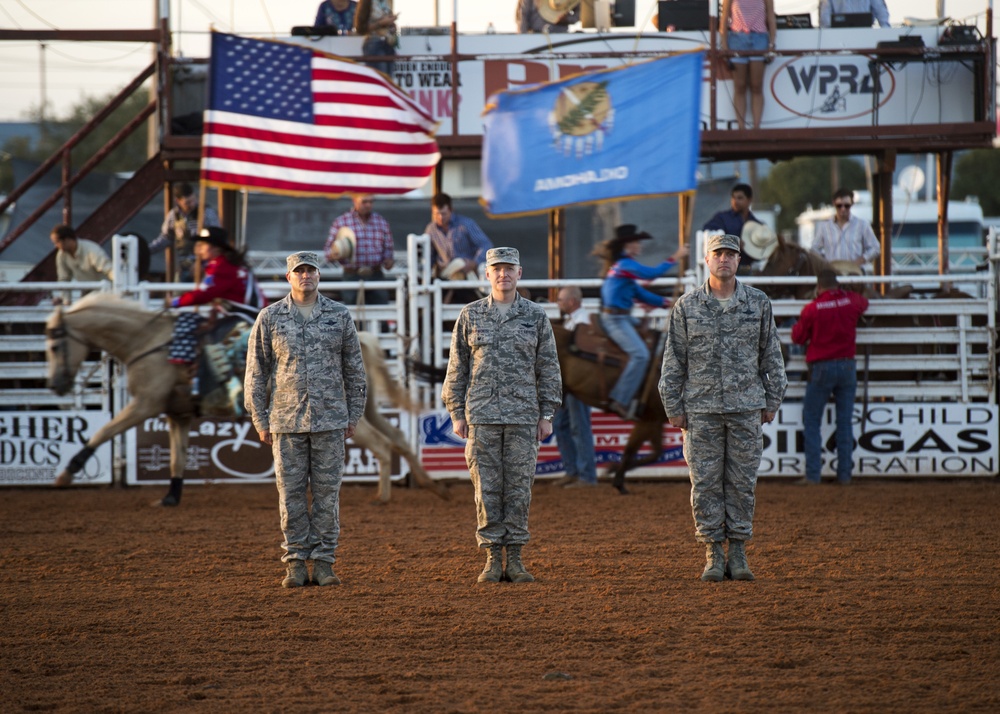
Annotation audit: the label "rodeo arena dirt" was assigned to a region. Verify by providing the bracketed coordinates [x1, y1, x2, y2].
[1, 231, 999, 713]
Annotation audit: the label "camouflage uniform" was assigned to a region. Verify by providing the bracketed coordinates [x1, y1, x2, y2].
[244, 293, 366, 564]
[442, 292, 562, 547]
[659, 280, 786, 543]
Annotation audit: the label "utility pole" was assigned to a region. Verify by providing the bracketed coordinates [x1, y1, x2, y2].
[39, 42, 47, 122]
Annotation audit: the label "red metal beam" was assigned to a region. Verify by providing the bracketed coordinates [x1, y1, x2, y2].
[0, 29, 160, 42]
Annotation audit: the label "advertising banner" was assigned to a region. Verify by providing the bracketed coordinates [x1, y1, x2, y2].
[290, 27, 978, 136]
[126, 413, 409, 485]
[418, 403, 998, 480]
[0, 411, 113, 486]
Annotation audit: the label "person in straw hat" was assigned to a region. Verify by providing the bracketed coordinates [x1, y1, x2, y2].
[739, 219, 779, 265]
[425, 192, 493, 303]
[517, 0, 580, 33]
[325, 193, 395, 305]
[812, 188, 881, 275]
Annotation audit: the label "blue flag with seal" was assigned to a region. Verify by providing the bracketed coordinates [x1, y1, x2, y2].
[481, 51, 703, 217]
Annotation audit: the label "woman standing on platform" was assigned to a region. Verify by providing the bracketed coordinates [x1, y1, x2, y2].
[355, 0, 398, 77]
[719, 0, 776, 129]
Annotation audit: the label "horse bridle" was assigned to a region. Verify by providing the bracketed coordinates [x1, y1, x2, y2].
[45, 311, 96, 388]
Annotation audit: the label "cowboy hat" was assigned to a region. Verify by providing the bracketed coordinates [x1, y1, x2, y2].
[829, 260, 864, 276]
[193, 226, 231, 249]
[740, 221, 778, 261]
[328, 226, 356, 262]
[537, 0, 581, 25]
[441, 258, 479, 282]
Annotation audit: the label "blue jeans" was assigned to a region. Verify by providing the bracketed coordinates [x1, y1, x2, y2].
[802, 359, 858, 483]
[552, 393, 597, 483]
[600, 313, 649, 408]
[362, 36, 395, 78]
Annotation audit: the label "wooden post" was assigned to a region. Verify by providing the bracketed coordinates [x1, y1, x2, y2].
[936, 150, 953, 278]
[548, 208, 565, 301]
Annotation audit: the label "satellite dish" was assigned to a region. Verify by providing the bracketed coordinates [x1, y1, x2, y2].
[897, 165, 925, 197]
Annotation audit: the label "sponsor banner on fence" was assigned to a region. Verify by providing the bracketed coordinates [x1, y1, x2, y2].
[419, 403, 998, 480]
[766, 403, 999, 478]
[418, 408, 688, 479]
[0, 411, 113, 486]
[126, 413, 408, 485]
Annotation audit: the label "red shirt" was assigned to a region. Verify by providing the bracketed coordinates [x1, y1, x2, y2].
[175, 256, 265, 308]
[791, 288, 869, 363]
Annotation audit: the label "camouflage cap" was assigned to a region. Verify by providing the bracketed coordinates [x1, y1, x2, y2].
[286, 251, 321, 272]
[706, 234, 741, 253]
[486, 247, 520, 266]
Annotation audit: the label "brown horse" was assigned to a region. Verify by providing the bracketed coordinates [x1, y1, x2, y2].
[750, 234, 832, 299]
[552, 324, 677, 494]
[46, 294, 446, 505]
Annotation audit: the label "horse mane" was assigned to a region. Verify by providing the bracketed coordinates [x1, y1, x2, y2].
[66, 292, 154, 315]
[358, 332, 418, 413]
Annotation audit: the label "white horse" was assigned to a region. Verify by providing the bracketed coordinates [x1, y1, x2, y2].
[45, 293, 447, 505]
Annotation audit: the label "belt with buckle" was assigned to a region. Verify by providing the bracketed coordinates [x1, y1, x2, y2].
[602, 307, 631, 315]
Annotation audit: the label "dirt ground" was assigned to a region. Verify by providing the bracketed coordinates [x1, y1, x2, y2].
[2, 477, 999, 713]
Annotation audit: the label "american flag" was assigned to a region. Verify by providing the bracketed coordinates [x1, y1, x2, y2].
[200, 32, 440, 196]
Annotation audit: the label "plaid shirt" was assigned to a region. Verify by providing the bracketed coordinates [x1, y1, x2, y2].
[325, 209, 394, 269]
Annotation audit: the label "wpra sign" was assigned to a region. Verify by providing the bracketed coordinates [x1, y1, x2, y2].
[762, 404, 997, 477]
[770, 56, 894, 121]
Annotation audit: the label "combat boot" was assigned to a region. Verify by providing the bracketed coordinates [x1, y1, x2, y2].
[281, 559, 308, 588]
[477, 545, 503, 583]
[312, 560, 341, 586]
[700, 542, 725, 582]
[726, 540, 755, 581]
[504, 545, 535, 583]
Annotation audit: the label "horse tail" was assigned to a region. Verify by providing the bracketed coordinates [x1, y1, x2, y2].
[358, 332, 418, 413]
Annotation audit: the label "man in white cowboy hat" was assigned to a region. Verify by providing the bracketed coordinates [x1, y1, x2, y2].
[812, 188, 881, 275]
[425, 192, 493, 303]
[517, 0, 580, 33]
[325, 193, 395, 304]
[739, 220, 779, 265]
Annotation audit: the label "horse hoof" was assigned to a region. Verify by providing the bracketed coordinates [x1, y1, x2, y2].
[53, 472, 74, 488]
[155, 495, 180, 507]
[615, 484, 630, 495]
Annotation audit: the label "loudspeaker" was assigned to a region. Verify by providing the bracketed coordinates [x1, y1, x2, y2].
[656, 1, 709, 32]
[612, 0, 635, 27]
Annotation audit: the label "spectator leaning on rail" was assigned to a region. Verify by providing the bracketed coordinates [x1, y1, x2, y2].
[245, 251, 367, 588]
[702, 182, 761, 275]
[818, 0, 890, 28]
[659, 233, 787, 583]
[425, 192, 493, 303]
[148, 181, 222, 282]
[811, 188, 881, 275]
[324, 193, 395, 306]
[791, 269, 869, 485]
[49, 224, 114, 305]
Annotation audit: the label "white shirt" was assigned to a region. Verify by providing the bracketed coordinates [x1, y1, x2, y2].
[56, 239, 114, 283]
[812, 215, 881, 267]
[563, 305, 591, 331]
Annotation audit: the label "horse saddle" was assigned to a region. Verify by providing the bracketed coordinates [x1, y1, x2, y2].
[570, 314, 659, 368]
